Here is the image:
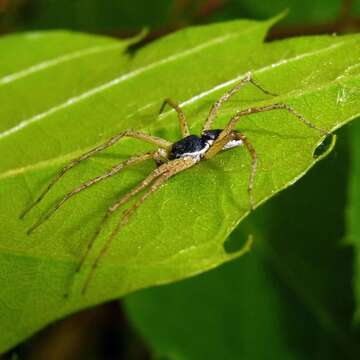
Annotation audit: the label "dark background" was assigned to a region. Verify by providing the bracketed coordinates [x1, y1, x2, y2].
[1, 0, 360, 39]
[1, 0, 360, 359]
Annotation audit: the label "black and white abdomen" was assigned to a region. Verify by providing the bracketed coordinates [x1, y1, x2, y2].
[169, 135, 209, 160]
[202, 129, 243, 149]
[169, 129, 243, 161]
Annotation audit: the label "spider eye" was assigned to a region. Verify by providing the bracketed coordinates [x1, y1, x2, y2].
[201, 129, 222, 141]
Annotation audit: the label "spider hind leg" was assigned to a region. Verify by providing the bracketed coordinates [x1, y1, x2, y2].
[20, 130, 172, 220]
[26, 151, 160, 235]
[77, 157, 196, 294]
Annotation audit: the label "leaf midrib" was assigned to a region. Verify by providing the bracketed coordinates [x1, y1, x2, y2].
[0, 25, 260, 140]
[1, 40, 358, 181]
[0, 42, 124, 86]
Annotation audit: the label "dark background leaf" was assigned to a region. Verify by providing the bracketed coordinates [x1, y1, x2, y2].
[125, 128, 359, 360]
[1, 1, 360, 359]
[348, 121, 360, 323]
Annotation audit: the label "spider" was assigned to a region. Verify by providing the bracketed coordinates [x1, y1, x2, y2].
[20, 72, 327, 295]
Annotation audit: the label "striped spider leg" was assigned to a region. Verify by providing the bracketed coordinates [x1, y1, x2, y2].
[204, 103, 329, 208]
[21, 98, 195, 294]
[20, 130, 172, 223]
[21, 72, 329, 295]
[78, 75, 278, 293]
[80, 156, 196, 294]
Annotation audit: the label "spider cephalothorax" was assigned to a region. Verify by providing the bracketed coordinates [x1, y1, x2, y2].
[20, 72, 328, 295]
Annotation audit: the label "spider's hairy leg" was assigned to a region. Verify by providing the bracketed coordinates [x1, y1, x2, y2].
[74, 159, 189, 275]
[159, 98, 190, 138]
[204, 131, 257, 209]
[20, 130, 172, 220]
[234, 132, 257, 209]
[74, 162, 169, 274]
[202, 72, 277, 132]
[205, 102, 328, 208]
[81, 157, 195, 295]
[26, 151, 159, 235]
[219, 103, 329, 138]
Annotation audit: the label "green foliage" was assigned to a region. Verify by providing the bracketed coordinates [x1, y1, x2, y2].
[348, 121, 360, 323]
[0, 16, 359, 352]
[126, 130, 358, 360]
[212, 0, 341, 25]
[2, 0, 346, 33]
[4, 0, 175, 31]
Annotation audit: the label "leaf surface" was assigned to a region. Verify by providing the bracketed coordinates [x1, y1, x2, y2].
[348, 121, 360, 322]
[0, 18, 360, 351]
[126, 129, 357, 360]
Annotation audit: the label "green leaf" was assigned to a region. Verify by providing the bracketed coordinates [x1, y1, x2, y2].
[348, 121, 360, 322]
[125, 129, 357, 360]
[0, 17, 360, 351]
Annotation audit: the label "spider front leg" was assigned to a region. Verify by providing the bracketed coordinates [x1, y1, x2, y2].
[79, 157, 196, 294]
[202, 72, 277, 132]
[207, 103, 328, 160]
[20, 130, 172, 219]
[205, 102, 328, 208]
[159, 98, 190, 138]
[217, 103, 329, 141]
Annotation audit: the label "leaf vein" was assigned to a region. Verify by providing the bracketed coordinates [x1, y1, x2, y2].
[0, 38, 358, 180]
[0, 30, 248, 139]
[0, 43, 123, 85]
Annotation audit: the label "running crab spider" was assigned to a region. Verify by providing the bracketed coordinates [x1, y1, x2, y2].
[20, 72, 328, 295]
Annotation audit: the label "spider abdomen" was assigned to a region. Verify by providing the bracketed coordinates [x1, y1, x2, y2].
[169, 130, 243, 160]
[169, 135, 208, 160]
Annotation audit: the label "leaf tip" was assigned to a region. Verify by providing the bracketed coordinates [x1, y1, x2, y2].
[267, 9, 289, 27]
